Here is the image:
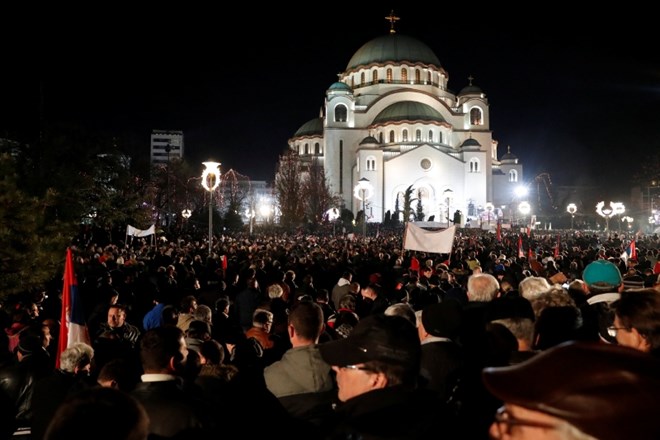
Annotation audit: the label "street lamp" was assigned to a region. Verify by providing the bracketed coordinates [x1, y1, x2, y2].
[518, 201, 531, 229]
[201, 161, 221, 257]
[596, 201, 624, 232]
[354, 177, 373, 237]
[181, 209, 191, 233]
[443, 189, 454, 227]
[566, 203, 577, 229]
[245, 208, 256, 235]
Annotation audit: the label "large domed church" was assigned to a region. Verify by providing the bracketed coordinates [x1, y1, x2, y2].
[288, 14, 523, 225]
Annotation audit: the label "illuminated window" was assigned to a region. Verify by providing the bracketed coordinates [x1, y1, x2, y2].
[428, 130, 433, 142]
[509, 169, 518, 182]
[351, 76, 355, 88]
[389, 130, 395, 143]
[415, 69, 421, 83]
[373, 69, 378, 83]
[360, 72, 365, 85]
[438, 131, 443, 143]
[335, 104, 347, 122]
[401, 68, 408, 83]
[304, 144, 309, 155]
[469, 158, 480, 172]
[387, 68, 393, 83]
[402, 129, 408, 142]
[470, 107, 483, 125]
[427, 71, 432, 83]
[315, 143, 321, 155]
[416, 129, 421, 142]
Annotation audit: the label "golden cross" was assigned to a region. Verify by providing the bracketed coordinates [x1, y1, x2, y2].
[385, 10, 400, 34]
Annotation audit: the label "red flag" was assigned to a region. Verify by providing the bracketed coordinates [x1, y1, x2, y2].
[221, 254, 228, 270]
[410, 255, 420, 274]
[554, 235, 560, 259]
[496, 221, 501, 242]
[628, 240, 637, 261]
[56, 248, 90, 368]
[517, 236, 524, 258]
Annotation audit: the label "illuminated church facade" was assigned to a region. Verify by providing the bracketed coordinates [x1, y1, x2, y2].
[287, 18, 523, 225]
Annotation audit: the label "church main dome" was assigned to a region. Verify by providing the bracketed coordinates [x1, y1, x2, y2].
[346, 34, 442, 71]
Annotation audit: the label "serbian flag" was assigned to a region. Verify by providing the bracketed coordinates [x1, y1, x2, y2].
[221, 255, 228, 271]
[517, 236, 524, 258]
[56, 248, 90, 368]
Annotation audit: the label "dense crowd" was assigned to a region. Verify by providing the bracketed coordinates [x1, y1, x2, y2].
[1, 227, 660, 439]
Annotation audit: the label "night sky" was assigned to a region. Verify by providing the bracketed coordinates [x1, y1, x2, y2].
[3, 6, 659, 200]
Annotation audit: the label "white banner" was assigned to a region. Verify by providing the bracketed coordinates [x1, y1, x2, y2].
[126, 224, 156, 237]
[403, 223, 456, 254]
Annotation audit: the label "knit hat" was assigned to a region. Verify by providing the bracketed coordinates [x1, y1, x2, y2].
[582, 260, 622, 288]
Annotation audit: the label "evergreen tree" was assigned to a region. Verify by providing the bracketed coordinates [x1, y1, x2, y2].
[415, 189, 425, 221]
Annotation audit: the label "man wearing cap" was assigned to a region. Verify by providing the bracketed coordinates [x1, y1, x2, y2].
[580, 259, 624, 343]
[482, 340, 660, 439]
[319, 314, 455, 439]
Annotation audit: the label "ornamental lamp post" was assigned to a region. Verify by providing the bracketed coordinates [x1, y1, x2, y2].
[518, 201, 531, 230]
[201, 161, 221, 258]
[354, 178, 373, 237]
[566, 203, 577, 229]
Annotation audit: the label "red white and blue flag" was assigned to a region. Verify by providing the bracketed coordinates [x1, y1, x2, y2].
[56, 248, 90, 368]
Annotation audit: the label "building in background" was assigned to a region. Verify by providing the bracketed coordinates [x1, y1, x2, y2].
[287, 17, 523, 226]
[151, 130, 184, 166]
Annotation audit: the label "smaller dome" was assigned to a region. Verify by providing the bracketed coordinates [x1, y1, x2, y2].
[501, 146, 518, 162]
[459, 76, 483, 96]
[373, 101, 444, 124]
[461, 138, 481, 150]
[293, 117, 323, 137]
[360, 136, 379, 145]
[328, 82, 352, 92]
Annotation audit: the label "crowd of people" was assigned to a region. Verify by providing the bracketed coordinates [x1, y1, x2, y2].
[1, 227, 660, 439]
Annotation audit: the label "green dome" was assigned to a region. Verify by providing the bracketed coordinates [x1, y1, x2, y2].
[346, 34, 441, 71]
[294, 117, 323, 137]
[360, 136, 379, 145]
[328, 82, 352, 92]
[372, 101, 445, 124]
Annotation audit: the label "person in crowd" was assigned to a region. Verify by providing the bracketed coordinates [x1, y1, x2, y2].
[319, 314, 456, 439]
[331, 271, 353, 310]
[264, 301, 335, 428]
[417, 300, 465, 402]
[384, 302, 417, 326]
[326, 293, 360, 339]
[483, 340, 660, 439]
[234, 277, 262, 332]
[95, 304, 141, 349]
[610, 288, 660, 356]
[176, 295, 198, 332]
[31, 342, 96, 440]
[43, 386, 149, 440]
[96, 357, 140, 392]
[356, 284, 390, 318]
[518, 276, 551, 301]
[141, 290, 166, 331]
[580, 259, 624, 343]
[130, 326, 210, 438]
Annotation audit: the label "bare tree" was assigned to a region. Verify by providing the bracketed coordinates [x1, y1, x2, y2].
[274, 149, 304, 229]
[303, 161, 338, 224]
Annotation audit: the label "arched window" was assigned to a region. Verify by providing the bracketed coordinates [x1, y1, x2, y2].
[438, 131, 443, 143]
[509, 169, 518, 182]
[470, 107, 483, 125]
[360, 72, 365, 85]
[402, 129, 408, 142]
[428, 130, 433, 142]
[389, 130, 395, 143]
[366, 155, 377, 171]
[427, 71, 432, 83]
[415, 69, 421, 83]
[315, 143, 321, 155]
[351, 76, 355, 88]
[416, 129, 421, 142]
[387, 68, 393, 83]
[335, 104, 347, 122]
[401, 68, 408, 83]
[304, 144, 309, 155]
[373, 69, 378, 83]
[469, 158, 480, 173]
[379, 132, 383, 143]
